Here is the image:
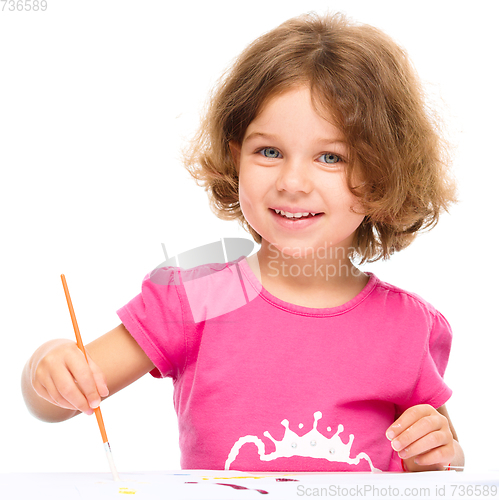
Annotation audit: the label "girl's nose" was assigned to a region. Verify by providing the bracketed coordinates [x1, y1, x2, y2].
[275, 158, 312, 194]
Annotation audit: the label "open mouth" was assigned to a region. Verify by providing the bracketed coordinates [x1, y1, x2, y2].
[271, 208, 324, 220]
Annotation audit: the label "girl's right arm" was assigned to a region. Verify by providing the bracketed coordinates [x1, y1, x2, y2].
[21, 323, 155, 423]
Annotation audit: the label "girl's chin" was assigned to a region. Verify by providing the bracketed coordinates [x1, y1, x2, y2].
[258, 233, 358, 259]
[260, 241, 323, 259]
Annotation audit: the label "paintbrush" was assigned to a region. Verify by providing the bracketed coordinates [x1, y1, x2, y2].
[60, 274, 120, 482]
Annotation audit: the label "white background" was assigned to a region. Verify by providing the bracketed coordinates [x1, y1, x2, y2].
[1, 0, 498, 474]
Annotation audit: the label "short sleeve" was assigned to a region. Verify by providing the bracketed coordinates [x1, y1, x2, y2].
[116, 267, 187, 379]
[404, 310, 453, 410]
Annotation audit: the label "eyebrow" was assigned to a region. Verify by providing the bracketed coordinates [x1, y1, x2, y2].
[244, 131, 347, 145]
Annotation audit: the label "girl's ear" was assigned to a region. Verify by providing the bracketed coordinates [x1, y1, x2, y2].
[229, 141, 241, 173]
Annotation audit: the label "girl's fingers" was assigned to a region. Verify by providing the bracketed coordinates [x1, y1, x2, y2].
[390, 413, 443, 453]
[32, 379, 65, 408]
[386, 404, 434, 440]
[413, 445, 454, 469]
[65, 354, 103, 411]
[406, 437, 454, 469]
[396, 430, 450, 460]
[51, 369, 96, 415]
[386, 405, 453, 470]
[30, 340, 106, 415]
[38, 376, 82, 412]
[87, 356, 109, 398]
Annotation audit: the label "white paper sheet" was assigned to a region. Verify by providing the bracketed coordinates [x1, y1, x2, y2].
[1, 470, 498, 499]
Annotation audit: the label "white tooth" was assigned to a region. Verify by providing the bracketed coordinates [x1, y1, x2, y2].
[274, 209, 280, 214]
[284, 212, 294, 218]
[311, 213, 316, 216]
[301, 213, 309, 217]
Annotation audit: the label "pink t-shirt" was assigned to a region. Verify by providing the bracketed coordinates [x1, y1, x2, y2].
[117, 257, 452, 472]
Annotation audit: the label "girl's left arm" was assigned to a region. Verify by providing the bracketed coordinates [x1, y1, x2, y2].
[386, 404, 465, 472]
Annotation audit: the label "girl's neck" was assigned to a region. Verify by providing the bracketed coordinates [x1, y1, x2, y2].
[246, 242, 369, 309]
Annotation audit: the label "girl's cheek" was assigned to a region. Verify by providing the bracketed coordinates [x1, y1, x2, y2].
[237, 184, 255, 222]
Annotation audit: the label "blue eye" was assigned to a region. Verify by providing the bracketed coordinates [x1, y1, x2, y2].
[259, 147, 281, 159]
[319, 153, 342, 164]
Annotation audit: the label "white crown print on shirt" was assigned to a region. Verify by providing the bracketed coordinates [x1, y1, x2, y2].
[225, 411, 381, 471]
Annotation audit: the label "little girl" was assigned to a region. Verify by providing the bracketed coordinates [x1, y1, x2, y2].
[22, 12, 464, 473]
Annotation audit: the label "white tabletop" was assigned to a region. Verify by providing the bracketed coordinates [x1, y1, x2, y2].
[1, 470, 499, 499]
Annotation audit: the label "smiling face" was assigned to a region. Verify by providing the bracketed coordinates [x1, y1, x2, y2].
[231, 86, 365, 259]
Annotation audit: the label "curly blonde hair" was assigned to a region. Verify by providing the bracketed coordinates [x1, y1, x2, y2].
[183, 12, 457, 263]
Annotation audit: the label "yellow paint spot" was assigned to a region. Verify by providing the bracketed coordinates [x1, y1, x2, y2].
[118, 487, 137, 494]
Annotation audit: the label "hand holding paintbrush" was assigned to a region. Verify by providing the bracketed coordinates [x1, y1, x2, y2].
[60, 274, 120, 481]
[22, 273, 153, 477]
